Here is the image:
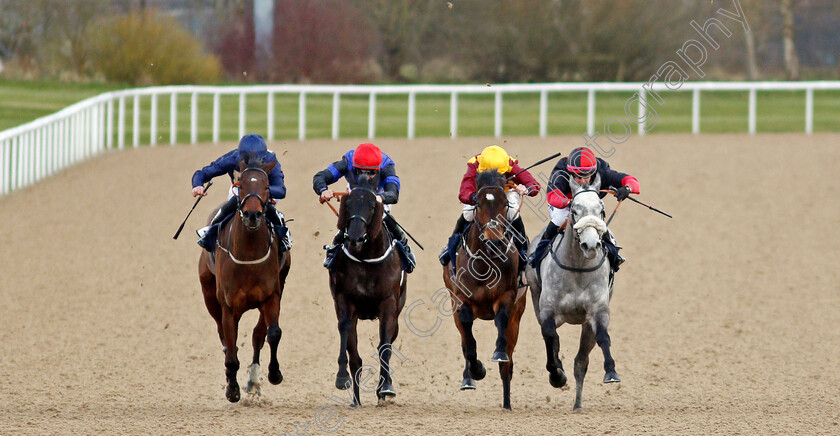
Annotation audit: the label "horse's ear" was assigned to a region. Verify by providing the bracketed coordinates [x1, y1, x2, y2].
[237, 159, 247, 173]
[590, 172, 601, 190]
[568, 174, 581, 192]
[336, 195, 348, 230]
[369, 198, 384, 238]
[263, 160, 276, 174]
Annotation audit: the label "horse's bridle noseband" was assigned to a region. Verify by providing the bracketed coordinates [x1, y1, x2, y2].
[344, 187, 379, 242]
[237, 167, 271, 219]
[475, 185, 508, 233]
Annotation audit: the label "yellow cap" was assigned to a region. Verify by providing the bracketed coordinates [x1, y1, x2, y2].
[476, 145, 512, 174]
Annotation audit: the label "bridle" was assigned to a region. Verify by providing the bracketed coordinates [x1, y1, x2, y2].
[217, 167, 275, 265]
[554, 188, 607, 273]
[467, 183, 515, 260]
[340, 186, 396, 264]
[236, 167, 271, 220]
[345, 186, 379, 244]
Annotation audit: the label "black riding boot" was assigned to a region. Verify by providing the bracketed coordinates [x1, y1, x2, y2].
[509, 216, 529, 273]
[603, 229, 625, 273]
[528, 222, 559, 268]
[384, 214, 415, 273]
[197, 196, 238, 252]
[266, 203, 292, 254]
[323, 230, 344, 269]
[439, 215, 469, 266]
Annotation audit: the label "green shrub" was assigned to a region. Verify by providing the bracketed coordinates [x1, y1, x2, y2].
[86, 10, 221, 85]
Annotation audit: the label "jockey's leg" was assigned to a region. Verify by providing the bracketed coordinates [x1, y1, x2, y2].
[509, 215, 528, 273]
[383, 213, 415, 272]
[528, 205, 568, 267]
[323, 229, 345, 269]
[603, 229, 625, 273]
[197, 196, 238, 252]
[265, 203, 292, 254]
[438, 214, 470, 266]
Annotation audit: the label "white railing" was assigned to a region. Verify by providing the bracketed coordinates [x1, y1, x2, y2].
[1, 81, 839, 197]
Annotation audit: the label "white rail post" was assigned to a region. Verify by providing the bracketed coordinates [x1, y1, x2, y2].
[83, 108, 90, 158]
[170, 92, 178, 145]
[35, 129, 42, 182]
[190, 92, 198, 145]
[298, 92, 307, 141]
[539, 90, 548, 138]
[368, 93, 376, 139]
[805, 88, 814, 134]
[49, 122, 56, 175]
[267, 92, 275, 141]
[150, 93, 158, 146]
[748, 88, 756, 135]
[133, 95, 140, 148]
[450, 92, 458, 138]
[638, 88, 647, 136]
[1, 139, 8, 195]
[408, 91, 416, 139]
[587, 89, 596, 136]
[21, 132, 29, 187]
[107, 98, 114, 149]
[238, 93, 246, 139]
[213, 93, 220, 144]
[118, 96, 125, 150]
[332, 92, 340, 140]
[11, 136, 18, 191]
[692, 88, 701, 134]
[494, 90, 502, 138]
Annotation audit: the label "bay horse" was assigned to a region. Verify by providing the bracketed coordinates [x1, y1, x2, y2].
[442, 170, 527, 410]
[198, 156, 291, 403]
[329, 176, 407, 407]
[525, 173, 620, 411]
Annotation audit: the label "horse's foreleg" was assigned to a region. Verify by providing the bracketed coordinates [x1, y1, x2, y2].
[347, 318, 362, 407]
[221, 306, 241, 403]
[594, 311, 620, 384]
[491, 294, 514, 363]
[246, 312, 267, 395]
[499, 304, 523, 410]
[454, 304, 484, 390]
[376, 298, 398, 400]
[573, 323, 597, 411]
[334, 298, 353, 391]
[540, 316, 567, 389]
[262, 293, 283, 386]
[199, 270, 224, 351]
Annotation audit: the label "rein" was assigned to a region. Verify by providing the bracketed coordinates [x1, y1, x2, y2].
[333, 187, 396, 264]
[217, 166, 275, 265]
[553, 188, 608, 273]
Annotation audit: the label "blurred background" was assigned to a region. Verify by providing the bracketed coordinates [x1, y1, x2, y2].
[1, 0, 838, 86]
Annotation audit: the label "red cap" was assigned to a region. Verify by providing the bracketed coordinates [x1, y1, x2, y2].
[566, 147, 597, 177]
[353, 143, 383, 170]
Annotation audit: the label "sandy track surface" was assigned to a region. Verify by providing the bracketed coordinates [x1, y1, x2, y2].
[1, 134, 838, 435]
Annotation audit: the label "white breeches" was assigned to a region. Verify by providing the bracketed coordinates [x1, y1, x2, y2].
[462, 190, 520, 222]
[548, 205, 569, 227]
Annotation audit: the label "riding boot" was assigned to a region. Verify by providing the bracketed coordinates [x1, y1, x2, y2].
[603, 229, 625, 273]
[439, 215, 469, 266]
[509, 216, 529, 273]
[197, 196, 238, 252]
[266, 203, 292, 254]
[384, 214, 415, 273]
[528, 222, 559, 268]
[323, 230, 345, 269]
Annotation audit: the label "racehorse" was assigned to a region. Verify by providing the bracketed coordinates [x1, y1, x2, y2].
[442, 170, 527, 410]
[525, 173, 620, 411]
[329, 176, 407, 407]
[198, 156, 291, 403]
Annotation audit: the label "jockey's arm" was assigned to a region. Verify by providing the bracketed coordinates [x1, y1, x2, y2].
[597, 159, 640, 194]
[313, 157, 349, 195]
[268, 161, 286, 200]
[379, 164, 400, 204]
[191, 150, 237, 195]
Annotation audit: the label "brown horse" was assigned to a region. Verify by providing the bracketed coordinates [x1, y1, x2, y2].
[329, 177, 407, 407]
[198, 156, 291, 403]
[442, 170, 527, 410]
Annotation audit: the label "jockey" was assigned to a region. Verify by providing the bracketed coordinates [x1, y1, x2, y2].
[191, 134, 291, 253]
[528, 146, 640, 273]
[438, 145, 541, 273]
[313, 142, 415, 272]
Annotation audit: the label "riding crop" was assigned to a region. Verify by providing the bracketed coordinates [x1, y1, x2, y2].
[173, 181, 213, 240]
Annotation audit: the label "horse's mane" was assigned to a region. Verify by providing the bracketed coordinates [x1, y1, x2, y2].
[476, 170, 505, 190]
[240, 152, 266, 171]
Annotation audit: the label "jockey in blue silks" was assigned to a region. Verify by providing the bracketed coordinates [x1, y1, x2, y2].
[191, 134, 292, 253]
[313, 142, 415, 272]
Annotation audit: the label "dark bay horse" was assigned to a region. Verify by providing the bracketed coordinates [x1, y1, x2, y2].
[329, 177, 407, 407]
[442, 170, 527, 410]
[198, 157, 291, 403]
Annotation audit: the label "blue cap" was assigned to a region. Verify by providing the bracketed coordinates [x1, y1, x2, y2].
[238, 134, 267, 154]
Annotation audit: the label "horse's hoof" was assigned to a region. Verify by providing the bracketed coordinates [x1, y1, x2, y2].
[226, 383, 241, 403]
[377, 382, 396, 399]
[460, 378, 476, 390]
[268, 369, 283, 385]
[603, 372, 621, 383]
[469, 360, 486, 381]
[335, 374, 351, 390]
[572, 406, 583, 413]
[549, 370, 567, 388]
[245, 380, 261, 395]
[490, 351, 510, 363]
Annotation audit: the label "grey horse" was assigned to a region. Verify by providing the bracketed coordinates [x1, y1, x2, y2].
[525, 173, 620, 411]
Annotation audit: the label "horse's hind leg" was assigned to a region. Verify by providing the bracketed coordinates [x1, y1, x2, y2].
[246, 315, 267, 395]
[221, 306, 242, 403]
[454, 304, 485, 390]
[540, 316, 568, 389]
[199, 265, 224, 351]
[594, 311, 620, 384]
[346, 319, 362, 407]
[262, 293, 283, 386]
[334, 298, 354, 391]
[376, 297, 398, 400]
[573, 323, 597, 411]
[498, 301, 524, 410]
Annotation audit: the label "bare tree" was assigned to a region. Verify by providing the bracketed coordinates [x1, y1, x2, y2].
[780, 0, 800, 79]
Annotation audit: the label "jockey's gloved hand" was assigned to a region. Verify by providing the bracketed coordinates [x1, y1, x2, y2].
[470, 193, 478, 205]
[615, 185, 632, 201]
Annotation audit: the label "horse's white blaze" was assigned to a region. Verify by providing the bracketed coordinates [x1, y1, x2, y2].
[486, 193, 495, 201]
[250, 177, 258, 182]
